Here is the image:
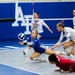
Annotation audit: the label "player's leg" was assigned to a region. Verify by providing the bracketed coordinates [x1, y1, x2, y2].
[71, 43, 75, 56]
[23, 47, 34, 55]
[30, 52, 41, 60]
[23, 48, 30, 55]
[63, 41, 74, 59]
[19, 40, 30, 55]
[44, 48, 65, 55]
[30, 52, 46, 62]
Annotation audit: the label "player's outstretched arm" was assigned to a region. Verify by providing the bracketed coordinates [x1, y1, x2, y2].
[54, 69, 61, 72]
[19, 42, 24, 45]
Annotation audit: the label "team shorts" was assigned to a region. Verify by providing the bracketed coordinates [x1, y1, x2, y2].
[34, 47, 46, 54]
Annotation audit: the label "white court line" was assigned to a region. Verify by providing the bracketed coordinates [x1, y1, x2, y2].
[4, 46, 19, 49]
[43, 44, 55, 46]
[0, 44, 54, 50]
[1, 63, 42, 75]
[0, 46, 24, 50]
[0, 46, 19, 50]
[0, 48, 8, 50]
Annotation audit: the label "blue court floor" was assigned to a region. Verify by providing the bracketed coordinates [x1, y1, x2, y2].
[0, 64, 39, 75]
[0, 39, 75, 75]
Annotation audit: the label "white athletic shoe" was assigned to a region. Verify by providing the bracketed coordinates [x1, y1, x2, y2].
[36, 57, 47, 62]
[39, 58, 47, 62]
[72, 55, 75, 61]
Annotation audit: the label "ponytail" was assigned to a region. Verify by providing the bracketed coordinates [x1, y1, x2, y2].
[57, 20, 64, 28]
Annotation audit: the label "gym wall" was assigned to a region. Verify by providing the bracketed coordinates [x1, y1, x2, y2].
[0, 1, 75, 40]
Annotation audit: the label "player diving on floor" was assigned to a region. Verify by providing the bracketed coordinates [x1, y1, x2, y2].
[19, 30, 66, 62]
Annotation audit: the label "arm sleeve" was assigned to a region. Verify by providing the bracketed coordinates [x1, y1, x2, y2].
[23, 40, 27, 45]
[23, 37, 31, 45]
[27, 39, 38, 47]
[27, 42, 34, 47]
[56, 32, 64, 44]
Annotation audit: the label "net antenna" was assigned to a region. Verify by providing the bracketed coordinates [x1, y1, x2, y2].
[15, 0, 18, 21]
[32, 0, 34, 19]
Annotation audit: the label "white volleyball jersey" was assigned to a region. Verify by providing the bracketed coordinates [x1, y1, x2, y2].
[57, 27, 75, 43]
[73, 16, 75, 26]
[32, 19, 48, 33]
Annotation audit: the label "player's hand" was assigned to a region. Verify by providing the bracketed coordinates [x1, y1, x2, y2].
[54, 43, 61, 48]
[54, 69, 61, 72]
[51, 43, 61, 50]
[50, 30, 53, 33]
[51, 46, 55, 50]
[19, 42, 24, 45]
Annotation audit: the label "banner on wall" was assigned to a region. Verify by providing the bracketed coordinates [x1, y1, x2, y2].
[0, 2, 74, 40]
[12, 6, 33, 34]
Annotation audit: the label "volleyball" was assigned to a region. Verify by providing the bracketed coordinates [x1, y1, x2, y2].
[18, 33, 25, 40]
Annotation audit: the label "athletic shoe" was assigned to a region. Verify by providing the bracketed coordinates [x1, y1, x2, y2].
[36, 57, 47, 62]
[23, 51, 25, 55]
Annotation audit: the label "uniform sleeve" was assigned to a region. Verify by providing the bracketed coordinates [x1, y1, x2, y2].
[64, 30, 71, 42]
[57, 56, 75, 72]
[57, 32, 64, 44]
[73, 17, 75, 26]
[41, 20, 48, 27]
[61, 61, 75, 72]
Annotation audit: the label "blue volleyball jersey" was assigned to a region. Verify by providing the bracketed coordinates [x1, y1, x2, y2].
[26, 37, 46, 54]
[26, 37, 31, 42]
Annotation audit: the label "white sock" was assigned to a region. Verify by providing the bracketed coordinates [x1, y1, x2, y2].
[23, 48, 29, 54]
[68, 54, 73, 60]
[25, 48, 29, 53]
[33, 58, 37, 61]
[33, 57, 46, 62]
[33, 57, 41, 61]
[64, 48, 73, 60]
